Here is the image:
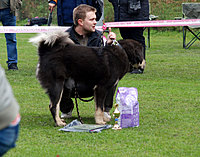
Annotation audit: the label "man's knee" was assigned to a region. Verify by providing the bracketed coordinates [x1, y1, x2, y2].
[60, 98, 74, 113]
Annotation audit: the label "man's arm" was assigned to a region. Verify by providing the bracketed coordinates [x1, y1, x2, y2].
[48, 0, 57, 12]
[106, 27, 117, 45]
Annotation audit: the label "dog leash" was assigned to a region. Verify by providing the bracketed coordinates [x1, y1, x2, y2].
[74, 82, 94, 124]
[74, 88, 83, 124]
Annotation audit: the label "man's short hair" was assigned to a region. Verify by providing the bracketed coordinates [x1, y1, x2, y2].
[73, 4, 96, 26]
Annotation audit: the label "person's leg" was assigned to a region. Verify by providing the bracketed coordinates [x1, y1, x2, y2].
[0, 124, 20, 156]
[60, 87, 74, 118]
[1, 9, 18, 69]
[0, 9, 2, 22]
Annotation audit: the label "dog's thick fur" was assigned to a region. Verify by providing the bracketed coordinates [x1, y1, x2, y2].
[30, 31, 144, 126]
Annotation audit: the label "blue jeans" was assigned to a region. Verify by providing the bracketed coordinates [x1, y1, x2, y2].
[0, 124, 20, 156]
[0, 8, 18, 65]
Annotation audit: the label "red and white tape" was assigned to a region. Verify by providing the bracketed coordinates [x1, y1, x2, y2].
[104, 19, 200, 29]
[0, 26, 68, 33]
[0, 19, 200, 33]
[0, 26, 103, 33]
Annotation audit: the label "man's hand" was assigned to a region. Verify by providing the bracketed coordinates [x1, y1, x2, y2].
[107, 27, 116, 45]
[49, 3, 56, 12]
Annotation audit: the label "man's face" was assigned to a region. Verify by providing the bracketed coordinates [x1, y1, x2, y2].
[82, 11, 97, 33]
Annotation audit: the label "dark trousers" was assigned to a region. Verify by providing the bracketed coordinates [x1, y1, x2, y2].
[0, 8, 18, 65]
[60, 83, 115, 114]
[119, 27, 146, 59]
[60, 83, 94, 114]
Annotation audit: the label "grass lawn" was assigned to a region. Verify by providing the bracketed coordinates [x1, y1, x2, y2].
[0, 29, 200, 157]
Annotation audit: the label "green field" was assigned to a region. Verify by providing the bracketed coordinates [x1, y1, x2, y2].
[0, 30, 200, 157]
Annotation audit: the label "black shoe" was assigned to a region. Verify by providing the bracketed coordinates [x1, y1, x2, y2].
[130, 69, 143, 74]
[8, 63, 18, 70]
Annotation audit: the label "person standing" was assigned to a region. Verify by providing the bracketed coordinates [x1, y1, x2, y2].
[0, 64, 20, 156]
[109, 0, 149, 74]
[48, 0, 94, 26]
[0, 0, 22, 70]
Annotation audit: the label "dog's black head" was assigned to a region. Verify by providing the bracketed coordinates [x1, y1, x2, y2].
[118, 39, 144, 71]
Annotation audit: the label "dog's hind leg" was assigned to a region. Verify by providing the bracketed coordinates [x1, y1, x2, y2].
[49, 81, 66, 127]
[104, 84, 117, 122]
[94, 86, 107, 125]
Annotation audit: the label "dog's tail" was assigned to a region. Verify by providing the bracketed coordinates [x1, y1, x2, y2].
[29, 31, 74, 47]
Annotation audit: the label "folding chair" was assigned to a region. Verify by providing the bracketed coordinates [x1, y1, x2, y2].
[146, 15, 158, 48]
[146, 3, 158, 48]
[182, 3, 200, 49]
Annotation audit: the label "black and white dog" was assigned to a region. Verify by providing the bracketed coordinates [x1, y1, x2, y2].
[30, 31, 144, 126]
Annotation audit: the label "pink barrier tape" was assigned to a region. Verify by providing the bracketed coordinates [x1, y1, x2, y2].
[104, 19, 200, 28]
[0, 19, 199, 33]
[0, 26, 68, 33]
[0, 26, 103, 33]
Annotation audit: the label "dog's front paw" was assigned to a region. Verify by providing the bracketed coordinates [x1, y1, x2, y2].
[55, 119, 66, 127]
[103, 112, 111, 122]
[95, 119, 106, 125]
[95, 108, 106, 125]
[56, 121, 66, 127]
